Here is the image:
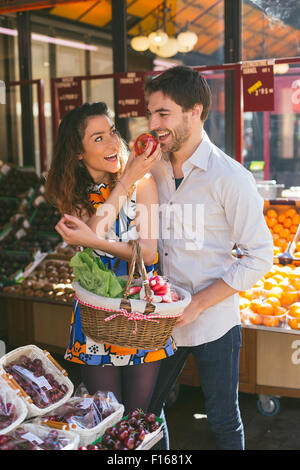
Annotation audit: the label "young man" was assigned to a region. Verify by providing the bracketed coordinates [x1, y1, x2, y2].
[145, 66, 273, 450]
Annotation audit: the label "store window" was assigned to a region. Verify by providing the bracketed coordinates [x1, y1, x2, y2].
[242, 1, 300, 188]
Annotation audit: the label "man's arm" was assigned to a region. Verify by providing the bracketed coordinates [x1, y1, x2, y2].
[176, 170, 273, 327]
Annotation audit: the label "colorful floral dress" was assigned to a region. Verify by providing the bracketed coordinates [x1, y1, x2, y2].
[64, 182, 177, 366]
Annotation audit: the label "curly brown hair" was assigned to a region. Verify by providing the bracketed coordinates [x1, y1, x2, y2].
[45, 102, 129, 217]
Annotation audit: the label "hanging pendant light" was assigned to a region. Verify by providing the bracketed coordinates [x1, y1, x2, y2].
[150, 37, 179, 58]
[177, 30, 198, 52]
[148, 29, 169, 47]
[131, 35, 150, 52]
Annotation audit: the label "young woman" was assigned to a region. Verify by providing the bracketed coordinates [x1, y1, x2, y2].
[46, 102, 176, 414]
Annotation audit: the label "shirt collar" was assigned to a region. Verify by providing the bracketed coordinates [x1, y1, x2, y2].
[182, 130, 213, 173]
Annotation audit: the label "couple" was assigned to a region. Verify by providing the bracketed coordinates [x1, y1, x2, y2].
[46, 65, 273, 450]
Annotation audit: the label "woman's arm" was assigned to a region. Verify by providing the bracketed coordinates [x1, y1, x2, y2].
[86, 142, 161, 237]
[55, 174, 159, 266]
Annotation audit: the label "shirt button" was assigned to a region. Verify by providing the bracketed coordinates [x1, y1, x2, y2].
[165, 253, 168, 256]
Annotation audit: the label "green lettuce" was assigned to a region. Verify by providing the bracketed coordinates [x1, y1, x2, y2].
[70, 249, 124, 298]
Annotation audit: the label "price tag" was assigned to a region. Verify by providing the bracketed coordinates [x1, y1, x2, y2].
[21, 432, 43, 446]
[0, 164, 11, 175]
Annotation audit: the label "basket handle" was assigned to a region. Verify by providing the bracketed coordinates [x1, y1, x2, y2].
[123, 240, 153, 304]
[43, 350, 68, 376]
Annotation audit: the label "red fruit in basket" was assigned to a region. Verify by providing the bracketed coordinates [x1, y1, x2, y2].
[0, 435, 9, 445]
[78, 446, 88, 450]
[149, 421, 160, 432]
[145, 412, 156, 423]
[127, 409, 140, 419]
[119, 428, 129, 441]
[134, 131, 159, 157]
[124, 436, 135, 450]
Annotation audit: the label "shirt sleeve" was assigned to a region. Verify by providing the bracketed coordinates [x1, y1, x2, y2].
[219, 169, 274, 292]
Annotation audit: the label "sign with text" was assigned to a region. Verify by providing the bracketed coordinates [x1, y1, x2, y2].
[57, 77, 82, 121]
[117, 72, 146, 119]
[242, 60, 275, 112]
[0, 0, 83, 13]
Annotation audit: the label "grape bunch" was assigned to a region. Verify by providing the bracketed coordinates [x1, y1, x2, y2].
[78, 409, 160, 450]
[4, 355, 69, 409]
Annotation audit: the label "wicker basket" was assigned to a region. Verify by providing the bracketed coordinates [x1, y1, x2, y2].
[74, 241, 191, 349]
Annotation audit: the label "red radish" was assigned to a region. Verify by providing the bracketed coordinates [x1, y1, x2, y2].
[134, 131, 158, 157]
[129, 286, 142, 295]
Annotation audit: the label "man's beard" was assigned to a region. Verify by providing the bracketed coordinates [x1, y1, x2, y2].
[161, 115, 192, 159]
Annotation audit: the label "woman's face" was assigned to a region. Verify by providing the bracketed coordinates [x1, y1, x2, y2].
[79, 114, 121, 183]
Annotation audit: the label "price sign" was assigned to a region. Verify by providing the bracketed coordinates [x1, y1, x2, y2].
[57, 77, 82, 121]
[242, 60, 275, 112]
[117, 72, 146, 118]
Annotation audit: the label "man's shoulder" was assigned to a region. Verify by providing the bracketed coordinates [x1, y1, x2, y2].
[208, 142, 255, 184]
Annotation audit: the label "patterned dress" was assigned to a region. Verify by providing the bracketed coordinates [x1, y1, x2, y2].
[64, 181, 177, 366]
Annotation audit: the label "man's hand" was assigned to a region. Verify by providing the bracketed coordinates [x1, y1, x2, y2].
[175, 279, 238, 328]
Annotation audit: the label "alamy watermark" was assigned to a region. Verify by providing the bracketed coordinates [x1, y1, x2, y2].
[95, 202, 205, 251]
[0, 81, 5, 105]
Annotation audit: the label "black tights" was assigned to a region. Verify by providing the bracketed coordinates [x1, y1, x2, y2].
[80, 361, 161, 415]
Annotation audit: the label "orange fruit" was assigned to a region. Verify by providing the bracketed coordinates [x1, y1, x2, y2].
[250, 299, 263, 313]
[286, 208, 297, 218]
[294, 252, 300, 259]
[250, 314, 263, 325]
[264, 278, 278, 290]
[272, 274, 284, 283]
[267, 286, 284, 299]
[267, 217, 277, 228]
[263, 316, 279, 327]
[257, 302, 274, 316]
[295, 241, 300, 252]
[290, 225, 298, 234]
[273, 306, 287, 316]
[283, 218, 292, 228]
[292, 214, 300, 225]
[278, 213, 285, 224]
[239, 298, 250, 310]
[266, 209, 278, 219]
[290, 277, 300, 290]
[267, 296, 281, 308]
[281, 291, 298, 306]
[288, 317, 300, 330]
[273, 223, 283, 234]
[289, 302, 300, 317]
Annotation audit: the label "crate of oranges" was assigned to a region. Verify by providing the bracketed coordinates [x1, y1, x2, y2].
[239, 264, 300, 329]
[263, 200, 300, 259]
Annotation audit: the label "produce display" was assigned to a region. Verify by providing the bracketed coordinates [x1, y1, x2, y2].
[239, 264, 300, 329]
[0, 251, 32, 289]
[1, 230, 60, 253]
[0, 167, 39, 197]
[2, 259, 75, 303]
[0, 425, 75, 450]
[0, 198, 19, 231]
[79, 409, 162, 450]
[264, 207, 300, 256]
[30, 202, 61, 232]
[3, 354, 69, 409]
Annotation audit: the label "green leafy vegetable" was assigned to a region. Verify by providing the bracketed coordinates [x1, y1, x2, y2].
[70, 249, 125, 298]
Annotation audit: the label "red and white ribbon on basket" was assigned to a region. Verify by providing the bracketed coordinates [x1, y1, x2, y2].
[75, 296, 161, 334]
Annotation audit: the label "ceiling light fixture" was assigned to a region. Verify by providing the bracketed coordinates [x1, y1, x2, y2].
[130, 1, 198, 58]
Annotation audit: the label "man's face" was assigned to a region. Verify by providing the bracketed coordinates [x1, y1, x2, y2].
[146, 91, 193, 155]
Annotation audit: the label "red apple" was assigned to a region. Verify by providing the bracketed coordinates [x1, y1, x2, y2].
[134, 131, 158, 157]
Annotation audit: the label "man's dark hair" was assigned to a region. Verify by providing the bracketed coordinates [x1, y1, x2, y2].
[144, 65, 212, 121]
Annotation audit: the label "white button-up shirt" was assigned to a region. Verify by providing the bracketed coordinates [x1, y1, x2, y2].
[151, 131, 273, 347]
